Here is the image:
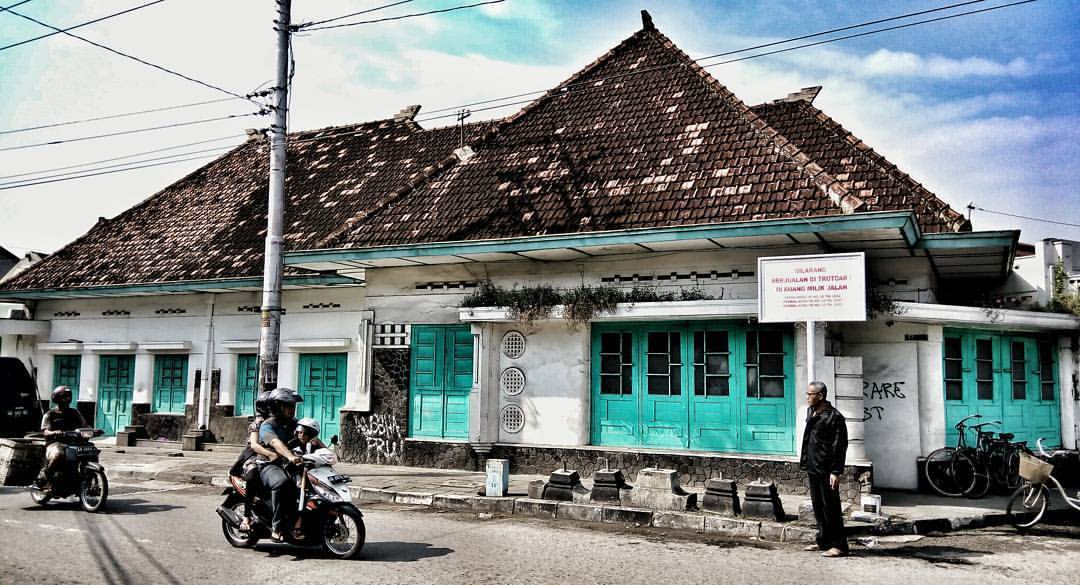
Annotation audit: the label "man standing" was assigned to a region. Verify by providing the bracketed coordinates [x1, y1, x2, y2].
[800, 381, 849, 557]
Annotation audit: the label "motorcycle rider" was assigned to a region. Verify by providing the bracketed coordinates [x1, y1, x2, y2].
[293, 417, 327, 454]
[258, 387, 304, 542]
[39, 385, 87, 495]
[228, 390, 276, 532]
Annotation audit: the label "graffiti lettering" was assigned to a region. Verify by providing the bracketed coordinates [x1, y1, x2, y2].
[862, 380, 907, 400]
[356, 413, 403, 462]
[861, 406, 885, 422]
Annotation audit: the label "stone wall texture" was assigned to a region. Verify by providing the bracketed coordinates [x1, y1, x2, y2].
[339, 349, 411, 465]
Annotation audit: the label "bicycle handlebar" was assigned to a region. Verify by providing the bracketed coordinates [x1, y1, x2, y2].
[970, 420, 1001, 431]
[1036, 438, 1068, 459]
[953, 413, 983, 430]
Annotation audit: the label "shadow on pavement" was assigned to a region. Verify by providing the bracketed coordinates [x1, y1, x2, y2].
[360, 541, 454, 562]
[854, 544, 989, 565]
[102, 497, 185, 515]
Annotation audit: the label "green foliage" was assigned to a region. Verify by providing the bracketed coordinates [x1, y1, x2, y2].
[1050, 261, 1080, 317]
[462, 282, 714, 325]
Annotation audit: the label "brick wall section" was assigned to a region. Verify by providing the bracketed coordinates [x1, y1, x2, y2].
[339, 349, 410, 465]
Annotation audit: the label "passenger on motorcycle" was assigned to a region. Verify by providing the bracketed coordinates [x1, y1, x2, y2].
[293, 417, 326, 454]
[258, 387, 304, 542]
[228, 390, 276, 532]
[39, 385, 87, 495]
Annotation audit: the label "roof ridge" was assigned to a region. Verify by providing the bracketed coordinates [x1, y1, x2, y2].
[790, 99, 969, 232]
[641, 26, 863, 215]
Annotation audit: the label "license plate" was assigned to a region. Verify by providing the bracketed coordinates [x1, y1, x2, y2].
[327, 474, 351, 484]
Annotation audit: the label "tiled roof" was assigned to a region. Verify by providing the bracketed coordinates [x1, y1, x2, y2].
[1, 120, 492, 290]
[751, 99, 970, 234]
[322, 24, 862, 249]
[2, 17, 969, 292]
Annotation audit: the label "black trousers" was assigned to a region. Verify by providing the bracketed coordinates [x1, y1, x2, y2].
[807, 473, 848, 552]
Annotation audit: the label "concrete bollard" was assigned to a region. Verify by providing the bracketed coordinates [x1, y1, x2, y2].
[542, 469, 589, 502]
[590, 469, 631, 503]
[742, 480, 785, 522]
[628, 468, 697, 511]
[702, 478, 740, 515]
[485, 459, 510, 497]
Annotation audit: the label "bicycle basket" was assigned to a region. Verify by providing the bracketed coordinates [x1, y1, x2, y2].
[1018, 452, 1053, 484]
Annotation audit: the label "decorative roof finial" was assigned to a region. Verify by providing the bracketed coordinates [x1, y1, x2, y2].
[641, 9, 655, 31]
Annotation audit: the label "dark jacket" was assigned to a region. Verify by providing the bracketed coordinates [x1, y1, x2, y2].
[800, 402, 848, 476]
[40, 407, 87, 444]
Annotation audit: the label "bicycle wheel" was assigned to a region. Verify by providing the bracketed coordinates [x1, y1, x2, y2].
[960, 450, 990, 499]
[925, 447, 964, 497]
[1006, 483, 1048, 529]
[1001, 447, 1025, 491]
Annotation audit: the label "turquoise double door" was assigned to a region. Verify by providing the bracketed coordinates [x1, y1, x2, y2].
[592, 322, 795, 454]
[943, 330, 1061, 448]
[97, 355, 134, 436]
[297, 353, 347, 442]
[409, 325, 473, 439]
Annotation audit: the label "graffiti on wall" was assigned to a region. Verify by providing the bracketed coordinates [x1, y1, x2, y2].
[861, 380, 908, 422]
[355, 413, 403, 462]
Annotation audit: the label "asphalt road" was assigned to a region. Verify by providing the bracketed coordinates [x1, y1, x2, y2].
[1, 480, 1078, 585]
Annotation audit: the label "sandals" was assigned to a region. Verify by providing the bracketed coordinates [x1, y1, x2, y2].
[270, 531, 285, 543]
[803, 544, 820, 551]
[239, 517, 252, 532]
[822, 548, 848, 558]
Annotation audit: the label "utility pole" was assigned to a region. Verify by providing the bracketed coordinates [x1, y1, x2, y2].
[258, 0, 291, 393]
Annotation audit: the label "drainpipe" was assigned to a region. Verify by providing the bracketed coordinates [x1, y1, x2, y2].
[198, 294, 216, 430]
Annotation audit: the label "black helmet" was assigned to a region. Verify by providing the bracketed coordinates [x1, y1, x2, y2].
[254, 390, 273, 416]
[268, 387, 302, 413]
[51, 385, 73, 403]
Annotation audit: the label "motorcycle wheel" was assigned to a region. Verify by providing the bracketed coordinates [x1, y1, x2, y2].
[79, 469, 108, 513]
[322, 507, 365, 559]
[221, 498, 259, 548]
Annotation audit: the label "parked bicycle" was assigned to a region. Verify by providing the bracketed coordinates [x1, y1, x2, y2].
[924, 414, 1026, 498]
[1006, 438, 1080, 529]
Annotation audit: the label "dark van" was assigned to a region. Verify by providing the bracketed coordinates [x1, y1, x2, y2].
[0, 357, 41, 438]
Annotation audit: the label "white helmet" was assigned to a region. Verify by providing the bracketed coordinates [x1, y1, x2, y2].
[296, 417, 320, 437]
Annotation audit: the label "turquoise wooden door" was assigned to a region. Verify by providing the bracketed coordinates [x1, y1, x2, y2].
[97, 355, 134, 435]
[689, 326, 738, 451]
[741, 329, 795, 453]
[234, 354, 258, 416]
[409, 325, 472, 439]
[641, 327, 688, 448]
[297, 353, 347, 441]
[592, 328, 638, 446]
[52, 355, 81, 402]
[153, 355, 188, 413]
[1031, 340, 1062, 447]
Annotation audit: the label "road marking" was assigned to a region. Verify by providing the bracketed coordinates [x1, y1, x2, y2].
[3, 518, 87, 535]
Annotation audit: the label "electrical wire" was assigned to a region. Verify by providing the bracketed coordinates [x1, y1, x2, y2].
[302, 0, 505, 31]
[297, 0, 415, 29]
[972, 206, 1080, 228]
[0, 113, 263, 152]
[0, 135, 245, 181]
[0, 145, 240, 187]
[0, 0, 166, 52]
[3, 4, 259, 104]
[0, 98, 239, 136]
[0, 154, 224, 191]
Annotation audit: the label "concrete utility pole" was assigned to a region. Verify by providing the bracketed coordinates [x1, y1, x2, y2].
[257, 0, 291, 393]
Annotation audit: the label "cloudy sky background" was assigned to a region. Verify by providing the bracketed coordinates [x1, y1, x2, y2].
[0, 0, 1077, 256]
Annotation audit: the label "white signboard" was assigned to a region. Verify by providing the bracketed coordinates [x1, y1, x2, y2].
[757, 252, 867, 323]
[849, 343, 921, 490]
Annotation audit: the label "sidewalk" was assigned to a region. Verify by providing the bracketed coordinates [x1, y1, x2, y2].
[98, 443, 1036, 543]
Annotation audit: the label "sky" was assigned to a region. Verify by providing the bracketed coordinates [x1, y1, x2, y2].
[0, 0, 1077, 257]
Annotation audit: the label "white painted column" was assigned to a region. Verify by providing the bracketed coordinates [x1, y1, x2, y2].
[278, 351, 299, 390]
[1059, 336, 1078, 450]
[197, 295, 216, 428]
[918, 325, 946, 453]
[79, 349, 98, 403]
[806, 320, 817, 384]
[470, 322, 499, 446]
[133, 351, 154, 405]
[349, 310, 375, 411]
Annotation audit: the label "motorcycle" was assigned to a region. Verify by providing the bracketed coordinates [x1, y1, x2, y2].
[216, 448, 365, 559]
[29, 428, 109, 513]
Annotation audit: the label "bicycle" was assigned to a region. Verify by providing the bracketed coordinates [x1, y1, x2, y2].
[965, 421, 1027, 498]
[925, 414, 983, 497]
[1005, 438, 1080, 529]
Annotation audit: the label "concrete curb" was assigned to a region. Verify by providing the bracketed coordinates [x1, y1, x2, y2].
[126, 469, 1007, 543]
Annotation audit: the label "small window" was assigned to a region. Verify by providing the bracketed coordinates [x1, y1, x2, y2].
[693, 330, 730, 396]
[943, 336, 964, 401]
[975, 338, 993, 400]
[646, 331, 681, 396]
[1011, 342, 1026, 400]
[1038, 341, 1055, 401]
[599, 332, 633, 395]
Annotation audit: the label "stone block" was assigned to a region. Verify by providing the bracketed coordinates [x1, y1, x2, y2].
[181, 432, 204, 451]
[797, 500, 815, 523]
[781, 525, 817, 543]
[514, 498, 557, 518]
[759, 521, 785, 541]
[602, 506, 653, 527]
[628, 468, 697, 511]
[394, 491, 434, 506]
[556, 502, 603, 523]
[742, 480, 785, 522]
[704, 516, 760, 539]
[431, 494, 474, 511]
[528, 479, 546, 500]
[543, 469, 586, 501]
[652, 511, 705, 532]
[702, 478, 740, 515]
[590, 469, 630, 503]
[356, 487, 395, 503]
[473, 497, 515, 515]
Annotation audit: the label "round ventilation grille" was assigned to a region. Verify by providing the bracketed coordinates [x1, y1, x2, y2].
[500, 404, 525, 434]
[500, 367, 526, 396]
[500, 331, 526, 359]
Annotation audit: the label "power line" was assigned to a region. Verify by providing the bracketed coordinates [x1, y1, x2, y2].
[0, 98, 238, 135]
[0, 0, 166, 52]
[297, 0, 415, 29]
[0, 145, 239, 188]
[973, 206, 1080, 229]
[302, 0, 506, 31]
[3, 4, 258, 103]
[0, 113, 263, 152]
[0, 153, 223, 191]
[0, 135, 245, 181]
[414, 0, 1035, 122]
